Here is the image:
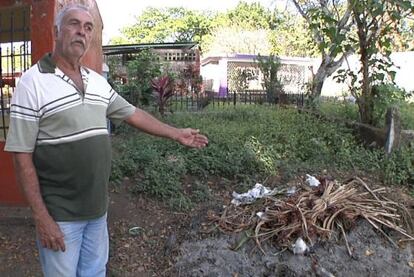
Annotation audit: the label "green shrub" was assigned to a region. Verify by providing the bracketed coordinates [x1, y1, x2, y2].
[371, 84, 411, 127]
[319, 100, 359, 121]
[400, 102, 414, 130]
[382, 144, 414, 187]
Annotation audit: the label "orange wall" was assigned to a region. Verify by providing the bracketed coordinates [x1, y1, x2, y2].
[0, 142, 25, 205]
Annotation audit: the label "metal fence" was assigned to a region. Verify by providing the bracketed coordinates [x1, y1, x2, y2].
[167, 90, 305, 112]
[0, 6, 31, 141]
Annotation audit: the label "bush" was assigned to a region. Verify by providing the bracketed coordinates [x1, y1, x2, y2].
[319, 99, 359, 121]
[123, 50, 162, 106]
[382, 144, 414, 188]
[400, 102, 414, 130]
[371, 84, 411, 127]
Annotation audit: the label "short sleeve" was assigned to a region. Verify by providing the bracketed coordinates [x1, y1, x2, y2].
[106, 89, 135, 126]
[4, 81, 40, 153]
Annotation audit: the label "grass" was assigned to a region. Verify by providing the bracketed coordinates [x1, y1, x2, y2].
[111, 105, 413, 210]
[400, 102, 414, 130]
[319, 99, 414, 130]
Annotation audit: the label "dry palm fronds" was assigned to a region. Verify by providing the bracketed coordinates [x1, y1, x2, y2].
[209, 177, 414, 252]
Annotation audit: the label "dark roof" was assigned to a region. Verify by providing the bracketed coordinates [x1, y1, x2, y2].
[102, 42, 199, 56]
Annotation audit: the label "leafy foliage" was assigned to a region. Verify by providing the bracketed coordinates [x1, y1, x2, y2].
[318, 98, 359, 121]
[382, 144, 414, 187]
[114, 7, 213, 44]
[221, 1, 277, 30]
[111, 3, 315, 58]
[269, 11, 317, 57]
[343, 0, 414, 124]
[256, 54, 284, 103]
[291, 0, 354, 99]
[400, 102, 414, 130]
[228, 67, 257, 93]
[371, 84, 412, 127]
[111, 106, 414, 209]
[202, 26, 272, 56]
[151, 75, 175, 116]
[122, 50, 162, 106]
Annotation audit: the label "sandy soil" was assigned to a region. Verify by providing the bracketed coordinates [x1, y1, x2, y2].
[1, 177, 413, 277]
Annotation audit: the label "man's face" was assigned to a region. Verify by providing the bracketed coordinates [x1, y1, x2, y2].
[55, 8, 94, 60]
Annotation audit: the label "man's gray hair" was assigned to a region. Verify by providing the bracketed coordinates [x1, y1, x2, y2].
[55, 4, 92, 31]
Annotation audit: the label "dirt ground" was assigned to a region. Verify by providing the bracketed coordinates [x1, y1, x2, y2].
[1, 176, 414, 277]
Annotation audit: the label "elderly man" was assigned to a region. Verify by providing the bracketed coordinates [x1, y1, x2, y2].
[4, 4, 208, 277]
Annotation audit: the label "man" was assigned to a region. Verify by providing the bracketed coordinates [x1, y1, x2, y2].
[4, 4, 208, 277]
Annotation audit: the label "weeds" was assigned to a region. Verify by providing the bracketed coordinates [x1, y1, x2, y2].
[111, 105, 413, 209]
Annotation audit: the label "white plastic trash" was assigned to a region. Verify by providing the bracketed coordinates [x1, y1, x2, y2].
[292, 237, 309, 255]
[306, 174, 320, 187]
[287, 187, 297, 196]
[231, 183, 277, 206]
[256, 212, 265, 218]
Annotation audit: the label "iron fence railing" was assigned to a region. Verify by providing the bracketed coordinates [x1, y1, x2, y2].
[167, 90, 305, 112]
[0, 7, 31, 141]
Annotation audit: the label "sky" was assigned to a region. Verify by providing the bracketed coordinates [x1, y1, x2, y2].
[95, 0, 278, 44]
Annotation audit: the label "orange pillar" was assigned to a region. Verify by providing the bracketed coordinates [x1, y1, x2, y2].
[31, 0, 56, 63]
[0, 142, 25, 205]
[0, 0, 55, 206]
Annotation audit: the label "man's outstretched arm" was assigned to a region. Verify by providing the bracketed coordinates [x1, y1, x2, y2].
[124, 108, 208, 148]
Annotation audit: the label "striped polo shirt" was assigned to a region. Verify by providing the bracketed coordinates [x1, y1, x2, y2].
[5, 53, 136, 221]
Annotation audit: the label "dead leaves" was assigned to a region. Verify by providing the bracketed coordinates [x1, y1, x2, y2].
[210, 176, 414, 254]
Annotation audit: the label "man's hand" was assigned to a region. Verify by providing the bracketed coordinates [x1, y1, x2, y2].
[35, 214, 66, 252]
[175, 128, 208, 148]
[125, 110, 209, 148]
[12, 152, 66, 252]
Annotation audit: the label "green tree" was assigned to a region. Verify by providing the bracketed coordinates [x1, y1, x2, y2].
[222, 1, 277, 30]
[202, 25, 272, 55]
[352, 0, 414, 124]
[290, 0, 354, 101]
[269, 11, 317, 57]
[122, 50, 162, 106]
[201, 2, 277, 55]
[113, 7, 213, 44]
[343, 0, 414, 124]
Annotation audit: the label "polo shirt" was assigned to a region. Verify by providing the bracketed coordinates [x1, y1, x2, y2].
[5, 53, 136, 221]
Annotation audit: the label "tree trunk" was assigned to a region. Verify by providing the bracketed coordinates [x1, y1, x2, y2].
[356, 16, 374, 125]
[310, 54, 348, 98]
[310, 66, 326, 98]
[358, 50, 374, 124]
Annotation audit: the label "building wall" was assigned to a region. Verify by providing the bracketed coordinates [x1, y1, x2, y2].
[202, 52, 414, 97]
[105, 47, 200, 87]
[202, 56, 316, 95]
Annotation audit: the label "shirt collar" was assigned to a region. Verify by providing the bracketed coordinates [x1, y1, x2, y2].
[37, 53, 91, 75]
[38, 53, 90, 92]
[37, 53, 56, 73]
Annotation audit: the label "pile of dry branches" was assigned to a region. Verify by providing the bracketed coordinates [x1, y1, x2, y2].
[209, 177, 414, 253]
